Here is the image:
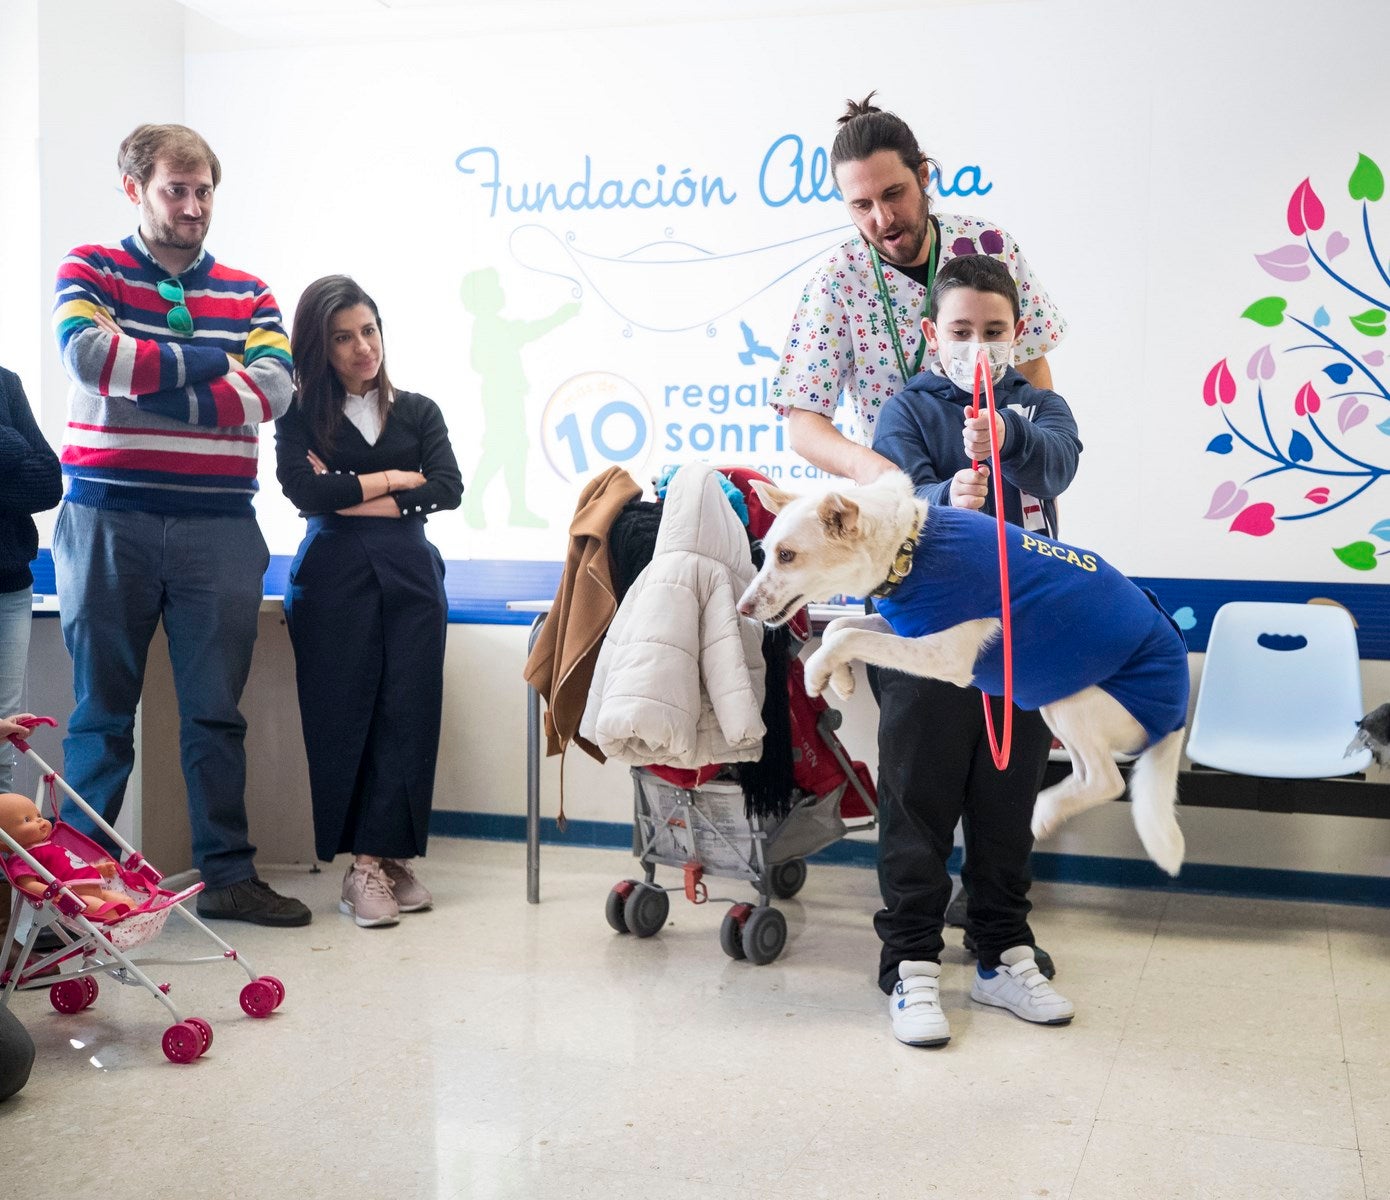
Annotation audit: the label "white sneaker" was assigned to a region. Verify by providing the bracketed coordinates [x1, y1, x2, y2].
[970, 945, 1074, 1025]
[889, 960, 951, 1047]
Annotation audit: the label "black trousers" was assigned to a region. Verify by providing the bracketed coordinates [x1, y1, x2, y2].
[870, 665, 1053, 993]
[284, 516, 447, 862]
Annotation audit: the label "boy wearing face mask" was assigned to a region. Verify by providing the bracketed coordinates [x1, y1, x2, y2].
[868, 253, 1082, 1047]
[877, 254, 1080, 530]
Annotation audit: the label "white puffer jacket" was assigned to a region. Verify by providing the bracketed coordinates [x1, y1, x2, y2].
[580, 462, 766, 768]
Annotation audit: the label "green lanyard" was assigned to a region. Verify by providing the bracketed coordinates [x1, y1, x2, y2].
[868, 219, 939, 383]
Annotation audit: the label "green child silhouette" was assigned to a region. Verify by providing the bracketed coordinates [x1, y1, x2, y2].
[460, 268, 580, 529]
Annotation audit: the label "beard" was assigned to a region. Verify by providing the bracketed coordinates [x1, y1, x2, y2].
[869, 196, 932, 267]
[142, 203, 207, 253]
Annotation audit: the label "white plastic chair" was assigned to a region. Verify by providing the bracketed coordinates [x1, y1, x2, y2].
[1185, 601, 1372, 778]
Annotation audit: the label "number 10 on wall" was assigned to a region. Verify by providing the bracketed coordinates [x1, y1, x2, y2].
[541, 371, 654, 483]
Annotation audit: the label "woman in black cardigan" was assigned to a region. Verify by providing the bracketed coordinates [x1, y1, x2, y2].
[276, 277, 462, 928]
[0, 367, 62, 792]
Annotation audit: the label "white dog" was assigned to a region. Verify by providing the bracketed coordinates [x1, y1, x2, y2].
[737, 471, 1189, 875]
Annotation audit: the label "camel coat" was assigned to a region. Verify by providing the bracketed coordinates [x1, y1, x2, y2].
[522, 466, 642, 762]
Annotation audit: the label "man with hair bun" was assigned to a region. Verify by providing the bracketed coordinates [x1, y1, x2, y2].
[50, 123, 311, 926]
[771, 93, 1075, 1046]
[772, 92, 1066, 469]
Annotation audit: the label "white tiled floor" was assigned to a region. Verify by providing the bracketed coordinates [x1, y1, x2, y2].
[2, 838, 1389, 1199]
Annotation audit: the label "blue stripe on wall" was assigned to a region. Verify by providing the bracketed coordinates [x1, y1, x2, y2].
[30, 549, 563, 628]
[29, 550, 1390, 653]
[431, 811, 1390, 908]
[1130, 576, 1390, 660]
[261, 554, 563, 626]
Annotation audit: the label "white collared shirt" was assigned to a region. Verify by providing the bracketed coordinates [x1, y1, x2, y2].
[343, 388, 383, 445]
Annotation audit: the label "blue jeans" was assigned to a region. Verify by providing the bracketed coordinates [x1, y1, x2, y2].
[52, 503, 269, 888]
[0, 585, 32, 793]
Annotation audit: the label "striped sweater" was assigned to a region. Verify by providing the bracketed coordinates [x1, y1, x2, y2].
[53, 234, 293, 516]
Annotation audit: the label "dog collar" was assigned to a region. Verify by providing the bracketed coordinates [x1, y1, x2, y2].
[870, 531, 920, 598]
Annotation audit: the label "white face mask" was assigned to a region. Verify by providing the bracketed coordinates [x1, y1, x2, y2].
[939, 339, 1013, 389]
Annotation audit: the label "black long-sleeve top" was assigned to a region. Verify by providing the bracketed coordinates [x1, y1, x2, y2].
[275, 390, 463, 520]
[0, 367, 63, 593]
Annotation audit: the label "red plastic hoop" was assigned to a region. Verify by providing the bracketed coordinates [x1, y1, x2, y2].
[967, 351, 1013, 770]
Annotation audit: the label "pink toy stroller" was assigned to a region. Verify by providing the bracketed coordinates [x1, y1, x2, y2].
[604, 467, 878, 965]
[0, 718, 285, 1063]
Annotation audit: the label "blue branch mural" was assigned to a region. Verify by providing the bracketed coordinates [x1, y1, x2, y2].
[1203, 153, 1390, 572]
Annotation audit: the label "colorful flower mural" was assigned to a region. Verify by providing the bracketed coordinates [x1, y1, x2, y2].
[1204, 153, 1390, 572]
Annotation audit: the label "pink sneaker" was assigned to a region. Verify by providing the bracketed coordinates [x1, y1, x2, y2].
[339, 861, 399, 927]
[381, 858, 432, 912]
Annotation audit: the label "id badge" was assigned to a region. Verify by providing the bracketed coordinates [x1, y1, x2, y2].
[1020, 492, 1047, 532]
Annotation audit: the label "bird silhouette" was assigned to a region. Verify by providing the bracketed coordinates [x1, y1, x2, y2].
[738, 320, 778, 366]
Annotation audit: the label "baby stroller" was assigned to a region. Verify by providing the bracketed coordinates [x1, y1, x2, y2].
[0, 718, 285, 1063]
[604, 467, 878, 965]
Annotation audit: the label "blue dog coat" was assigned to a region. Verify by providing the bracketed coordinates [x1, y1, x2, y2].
[873, 505, 1189, 748]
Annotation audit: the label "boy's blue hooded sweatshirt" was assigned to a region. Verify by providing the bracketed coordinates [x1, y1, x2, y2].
[872, 368, 1186, 747]
[871, 366, 1082, 537]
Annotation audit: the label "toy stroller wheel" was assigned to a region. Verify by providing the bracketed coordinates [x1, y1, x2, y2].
[80, 976, 100, 1009]
[606, 881, 638, 934]
[50, 979, 88, 1014]
[186, 1016, 214, 1053]
[239, 979, 278, 1018]
[260, 975, 287, 1008]
[769, 858, 808, 900]
[720, 904, 752, 960]
[741, 906, 787, 966]
[162, 1021, 203, 1064]
[623, 882, 669, 939]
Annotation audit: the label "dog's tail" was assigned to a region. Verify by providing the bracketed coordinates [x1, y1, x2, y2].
[1129, 729, 1185, 876]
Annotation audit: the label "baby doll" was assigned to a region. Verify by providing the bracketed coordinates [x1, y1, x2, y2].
[0, 792, 135, 918]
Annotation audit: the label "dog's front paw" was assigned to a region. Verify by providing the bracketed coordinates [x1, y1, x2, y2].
[829, 662, 856, 700]
[804, 648, 836, 697]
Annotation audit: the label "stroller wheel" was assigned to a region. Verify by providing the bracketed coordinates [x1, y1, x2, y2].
[623, 882, 669, 939]
[50, 979, 90, 1014]
[769, 858, 808, 900]
[720, 904, 752, 960]
[80, 976, 99, 1008]
[239, 979, 278, 1019]
[606, 881, 638, 934]
[741, 906, 787, 966]
[186, 1016, 214, 1053]
[259, 976, 287, 1008]
[162, 1021, 204, 1064]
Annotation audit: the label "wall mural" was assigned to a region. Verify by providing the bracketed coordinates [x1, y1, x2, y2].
[450, 139, 996, 528]
[1203, 152, 1389, 574]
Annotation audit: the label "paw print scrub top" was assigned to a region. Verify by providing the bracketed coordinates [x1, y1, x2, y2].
[771, 214, 1068, 445]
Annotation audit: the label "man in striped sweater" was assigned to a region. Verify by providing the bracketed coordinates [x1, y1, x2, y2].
[51, 124, 310, 926]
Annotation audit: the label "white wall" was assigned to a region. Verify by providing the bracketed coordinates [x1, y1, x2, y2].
[0, 0, 41, 394]
[173, 0, 1390, 587]
[9, 0, 1390, 888]
[478, 630, 1390, 880]
[21, 611, 1390, 880]
[2, 0, 188, 544]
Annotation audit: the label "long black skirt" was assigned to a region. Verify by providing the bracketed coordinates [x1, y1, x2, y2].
[283, 515, 447, 861]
